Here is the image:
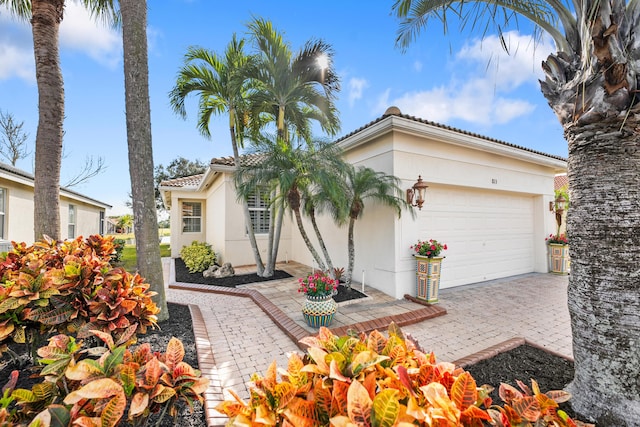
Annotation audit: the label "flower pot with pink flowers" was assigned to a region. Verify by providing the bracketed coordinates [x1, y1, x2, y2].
[298, 272, 338, 327]
[546, 233, 570, 275]
[410, 239, 448, 303]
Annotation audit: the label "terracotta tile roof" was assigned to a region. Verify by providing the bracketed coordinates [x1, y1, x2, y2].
[210, 153, 264, 167]
[555, 174, 569, 190]
[337, 107, 568, 162]
[159, 174, 204, 188]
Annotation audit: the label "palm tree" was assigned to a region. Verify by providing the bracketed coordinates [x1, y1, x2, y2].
[120, 0, 167, 321]
[236, 136, 347, 274]
[340, 165, 413, 288]
[394, 0, 640, 423]
[1, 0, 116, 240]
[247, 17, 341, 143]
[168, 39, 268, 276]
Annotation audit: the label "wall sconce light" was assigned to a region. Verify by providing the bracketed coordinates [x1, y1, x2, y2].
[549, 194, 567, 228]
[406, 175, 428, 210]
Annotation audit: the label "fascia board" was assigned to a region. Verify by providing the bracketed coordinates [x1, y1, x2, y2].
[339, 115, 567, 172]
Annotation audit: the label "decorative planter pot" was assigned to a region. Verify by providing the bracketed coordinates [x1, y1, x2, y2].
[415, 255, 443, 304]
[302, 294, 337, 328]
[548, 243, 570, 275]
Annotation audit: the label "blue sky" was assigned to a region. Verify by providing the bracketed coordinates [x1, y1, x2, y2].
[0, 0, 566, 216]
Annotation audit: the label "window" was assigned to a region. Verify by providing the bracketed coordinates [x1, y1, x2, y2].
[182, 201, 202, 233]
[247, 187, 271, 234]
[0, 188, 5, 239]
[68, 205, 76, 238]
[99, 211, 105, 235]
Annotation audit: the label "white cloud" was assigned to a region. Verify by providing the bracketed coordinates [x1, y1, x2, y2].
[348, 77, 369, 107]
[0, 7, 35, 81]
[413, 60, 423, 72]
[60, 1, 121, 68]
[383, 31, 552, 126]
[0, 1, 121, 83]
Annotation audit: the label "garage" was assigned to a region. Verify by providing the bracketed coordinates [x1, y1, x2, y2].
[422, 186, 535, 288]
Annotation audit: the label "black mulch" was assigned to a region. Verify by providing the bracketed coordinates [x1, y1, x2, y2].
[333, 285, 367, 303]
[175, 258, 291, 286]
[464, 344, 577, 420]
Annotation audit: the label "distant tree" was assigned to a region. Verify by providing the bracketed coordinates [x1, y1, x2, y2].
[154, 156, 207, 210]
[64, 155, 106, 187]
[0, 110, 30, 166]
[116, 213, 133, 233]
[121, 0, 168, 321]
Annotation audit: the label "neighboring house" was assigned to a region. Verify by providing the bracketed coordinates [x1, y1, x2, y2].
[160, 107, 567, 299]
[0, 162, 111, 249]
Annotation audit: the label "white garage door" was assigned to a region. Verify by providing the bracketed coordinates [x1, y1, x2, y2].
[421, 187, 535, 288]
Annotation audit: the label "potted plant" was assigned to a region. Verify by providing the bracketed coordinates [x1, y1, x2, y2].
[546, 233, 570, 274]
[410, 239, 448, 303]
[298, 272, 338, 327]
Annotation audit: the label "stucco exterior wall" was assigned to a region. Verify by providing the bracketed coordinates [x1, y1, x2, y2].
[0, 178, 106, 245]
[169, 190, 207, 258]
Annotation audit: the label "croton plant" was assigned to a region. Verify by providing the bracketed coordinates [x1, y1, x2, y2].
[217, 324, 590, 427]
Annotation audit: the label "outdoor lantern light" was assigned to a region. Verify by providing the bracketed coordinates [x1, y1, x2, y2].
[551, 194, 567, 228]
[406, 175, 428, 210]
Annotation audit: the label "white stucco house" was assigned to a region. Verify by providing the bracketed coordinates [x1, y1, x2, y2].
[160, 108, 567, 299]
[0, 162, 111, 249]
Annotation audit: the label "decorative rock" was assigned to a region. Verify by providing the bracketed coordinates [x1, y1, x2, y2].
[202, 264, 219, 278]
[213, 262, 235, 278]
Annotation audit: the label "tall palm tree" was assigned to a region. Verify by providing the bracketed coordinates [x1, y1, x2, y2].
[236, 136, 346, 273]
[394, 0, 640, 423]
[1, 0, 116, 240]
[247, 17, 341, 143]
[168, 39, 268, 276]
[120, 0, 167, 321]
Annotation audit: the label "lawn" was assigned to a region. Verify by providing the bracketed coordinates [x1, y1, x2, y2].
[121, 243, 171, 272]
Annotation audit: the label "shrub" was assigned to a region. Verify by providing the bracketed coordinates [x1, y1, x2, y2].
[217, 324, 581, 426]
[8, 330, 208, 427]
[0, 235, 159, 359]
[179, 241, 216, 273]
[111, 238, 126, 263]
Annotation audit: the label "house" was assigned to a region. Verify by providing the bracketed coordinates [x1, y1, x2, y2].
[0, 162, 111, 249]
[160, 107, 567, 299]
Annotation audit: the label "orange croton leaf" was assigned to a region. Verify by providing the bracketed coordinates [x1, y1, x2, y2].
[347, 380, 372, 425]
[450, 371, 478, 411]
[499, 383, 524, 404]
[101, 391, 127, 427]
[283, 398, 319, 427]
[63, 378, 124, 404]
[512, 396, 541, 422]
[371, 389, 400, 427]
[129, 392, 149, 418]
[143, 357, 163, 387]
[420, 382, 461, 424]
[165, 337, 185, 371]
[546, 389, 572, 404]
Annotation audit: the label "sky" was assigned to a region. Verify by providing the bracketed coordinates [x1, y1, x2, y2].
[0, 0, 566, 216]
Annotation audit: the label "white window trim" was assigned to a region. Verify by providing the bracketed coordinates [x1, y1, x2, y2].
[181, 201, 202, 233]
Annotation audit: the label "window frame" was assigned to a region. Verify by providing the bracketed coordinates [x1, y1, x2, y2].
[247, 187, 271, 235]
[181, 201, 202, 233]
[68, 204, 76, 238]
[0, 188, 6, 240]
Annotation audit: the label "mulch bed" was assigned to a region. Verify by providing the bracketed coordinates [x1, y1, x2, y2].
[174, 258, 292, 286]
[175, 258, 368, 303]
[464, 344, 577, 420]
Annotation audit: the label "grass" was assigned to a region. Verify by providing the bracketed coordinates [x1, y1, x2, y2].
[121, 244, 171, 272]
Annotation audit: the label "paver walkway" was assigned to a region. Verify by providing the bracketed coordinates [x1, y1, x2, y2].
[163, 259, 571, 426]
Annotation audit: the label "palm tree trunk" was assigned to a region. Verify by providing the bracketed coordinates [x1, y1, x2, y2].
[293, 207, 326, 271]
[32, 0, 64, 241]
[345, 217, 356, 289]
[565, 119, 640, 424]
[309, 208, 335, 277]
[121, 0, 168, 322]
[229, 123, 264, 276]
